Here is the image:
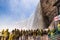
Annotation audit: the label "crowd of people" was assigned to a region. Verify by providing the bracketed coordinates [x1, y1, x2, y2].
[0, 22, 60, 40]
[0, 28, 50, 40]
[0, 27, 59, 40]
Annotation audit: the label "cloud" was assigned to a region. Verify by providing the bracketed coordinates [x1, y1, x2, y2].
[0, 19, 28, 32]
[0, 0, 39, 31]
[9, 0, 39, 14]
[7, 0, 39, 22]
[20, 0, 39, 11]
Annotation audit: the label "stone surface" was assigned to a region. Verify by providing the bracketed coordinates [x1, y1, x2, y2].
[40, 0, 58, 27]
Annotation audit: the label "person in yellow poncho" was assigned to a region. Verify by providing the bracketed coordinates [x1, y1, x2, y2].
[49, 28, 55, 37]
[50, 30, 54, 36]
[4, 29, 10, 40]
[8, 33, 15, 40]
[1, 29, 5, 40]
[8, 30, 15, 40]
[57, 21, 60, 33]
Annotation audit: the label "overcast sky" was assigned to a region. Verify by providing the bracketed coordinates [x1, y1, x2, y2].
[0, 0, 39, 31]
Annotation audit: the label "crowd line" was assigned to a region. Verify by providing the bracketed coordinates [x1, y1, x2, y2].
[0, 28, 50, 40]
[0, 23, 60, 40]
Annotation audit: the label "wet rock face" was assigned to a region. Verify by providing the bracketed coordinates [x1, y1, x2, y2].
[40, 0, 58, 28]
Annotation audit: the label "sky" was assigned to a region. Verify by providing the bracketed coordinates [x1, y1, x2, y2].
[0, 0, 39, 31]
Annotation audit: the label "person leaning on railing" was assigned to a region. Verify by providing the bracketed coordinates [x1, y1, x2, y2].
[57, 20, 60, 34]
[36, 29, 40, 36]
[4, 29, 10, 40]
[8, 30, 15, 40]
[33, 30, 37, 40]
[1, 29, 4, 40]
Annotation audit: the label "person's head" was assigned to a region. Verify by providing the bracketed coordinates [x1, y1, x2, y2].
[6, 29, 8, 32]
[58, 20, 60, 24]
